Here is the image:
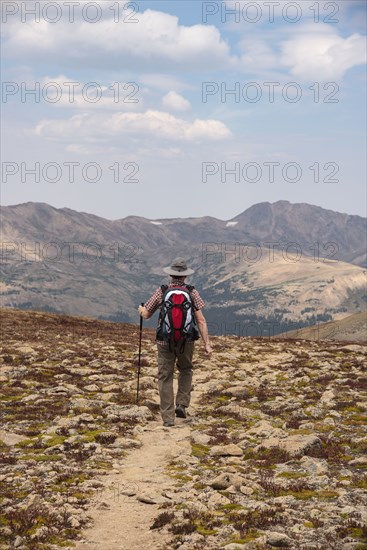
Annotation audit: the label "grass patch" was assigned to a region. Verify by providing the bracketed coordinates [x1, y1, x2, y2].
[278, 472, 308, 479]
[191, 443, 210, 458]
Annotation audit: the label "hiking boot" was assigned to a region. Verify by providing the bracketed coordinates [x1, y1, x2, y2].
[175, 405, 187, 418]
[163, 421, 175, 427]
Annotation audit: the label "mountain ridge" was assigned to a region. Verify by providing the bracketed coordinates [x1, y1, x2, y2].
[1, 200, 366, 332]
[2, 200, 366, 265]
[2, 198, 366, 221]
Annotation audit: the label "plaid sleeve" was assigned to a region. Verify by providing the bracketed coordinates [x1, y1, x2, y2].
[144, 287, 163, 315]
[191, 288, 205, 311]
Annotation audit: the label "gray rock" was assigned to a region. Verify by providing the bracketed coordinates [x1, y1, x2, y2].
[210, 473, 232, 490]
[21, 393, 41, 402]
[206, 491, 231, 508]
[225, 386, 251, 399]
[224, 545, 249, 550]
[0, 430, 26, 446]
[300, 456, 328, 475]
[320, 389, 336, 406]
[84, 384, 100, 392]
[106, 405, 153, 421]
[349, 456, 367, 466]
[136, 492, 168, 504]
[341, 344, 366, 352]
[191, 430, 211, 445]
[210, 444, 243, 457]
[240, 485, 254, 496]
[96, 501, 110, 510]
[259, 434, 322, 457]
[15, 345, 36, 356]
[266, 531, 292, 547]
[248, 420, 286, 438]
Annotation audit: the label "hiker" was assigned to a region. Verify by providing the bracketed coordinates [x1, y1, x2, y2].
[138, 257, 213, 427]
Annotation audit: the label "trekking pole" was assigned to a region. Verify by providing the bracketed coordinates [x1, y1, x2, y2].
[136, 303, 144, 405]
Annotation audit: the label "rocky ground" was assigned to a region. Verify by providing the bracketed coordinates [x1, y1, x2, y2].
[0, 308, 366, 550]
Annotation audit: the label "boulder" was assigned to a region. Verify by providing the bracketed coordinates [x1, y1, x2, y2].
[210, 444, 243, 457]
[259, 434, 322, 458]
[266, 531, 292, 547]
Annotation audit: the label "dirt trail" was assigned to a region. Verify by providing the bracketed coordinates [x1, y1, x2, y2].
[74, 387, 202, 550]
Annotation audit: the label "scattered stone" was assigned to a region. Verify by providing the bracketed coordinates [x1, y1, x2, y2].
[259, 434, 322, 457]
[248, 420, 286, 438]
[206, 491, 231, 508]
[103, 384, 120, 392]
[99, 392, 115, 402]
[21, 393, 40, 402]
[136, 492, 168, 505]
[2, 309, 366, 550]
[266, 531, 292, 547]
[191, 431, 211, 445]
[14, 345, 36, 355]
[224, 545, 249, 550]
[84, 384, 100, 392]
[225, 386, 251, 399]
[209, 444, 243, 457]
[0, 430, 26, 446]
[320, 389, 336, 405]
[210, 473, 232, 490]
[240, 485, 254, 496]
[348, 456, 367, 466]
[96, 501, 110, 510]
[300, 456, 329, 475]
[341, 344, 366, 352]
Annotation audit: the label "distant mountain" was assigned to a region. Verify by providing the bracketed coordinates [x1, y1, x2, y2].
[277, 311, 367, 343]
[1, 201, 366, 335]
[231, 201, 366, 267]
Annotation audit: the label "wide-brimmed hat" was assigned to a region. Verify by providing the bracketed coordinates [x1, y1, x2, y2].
[163, 257, 194, 276]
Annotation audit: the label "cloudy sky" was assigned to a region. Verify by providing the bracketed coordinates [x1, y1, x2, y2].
[2, 0, 366, 220]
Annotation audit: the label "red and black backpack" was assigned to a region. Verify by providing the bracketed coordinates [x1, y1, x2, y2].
[156, 284, 200, 349]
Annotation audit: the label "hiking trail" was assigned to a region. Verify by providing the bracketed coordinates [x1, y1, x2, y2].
[74, 382, 204, 550]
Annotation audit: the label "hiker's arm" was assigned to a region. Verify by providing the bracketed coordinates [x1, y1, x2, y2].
[194, 310, 213, 356]
[138, 287, 162, 320]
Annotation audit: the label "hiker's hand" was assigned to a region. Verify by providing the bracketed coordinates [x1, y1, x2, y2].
[138, 305, 149, 319]
[204, 343, 213, 357]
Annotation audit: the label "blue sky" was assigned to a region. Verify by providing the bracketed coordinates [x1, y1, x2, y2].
[1, 0, 366, 220]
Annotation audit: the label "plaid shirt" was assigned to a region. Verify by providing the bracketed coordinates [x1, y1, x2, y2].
[144, 277, 205, 345]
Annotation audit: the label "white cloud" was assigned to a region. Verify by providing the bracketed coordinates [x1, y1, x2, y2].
[224, 0, 364, 19]
[33, 110, 231, 143]
[3, 9, 232, 72]
[238, 24, 366, 81]
[34, 75, 143, 111]
[162, 91, 191, 112]
[238, 38, 279, 72]
[280, 26, 367, 80]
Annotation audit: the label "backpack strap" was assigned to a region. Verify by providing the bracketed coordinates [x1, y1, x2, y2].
[160, 284, 168, 303]
[158, 284, 168, 326]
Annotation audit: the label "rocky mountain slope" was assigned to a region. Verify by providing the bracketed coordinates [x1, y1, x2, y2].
[1, 201, 366, 333]
[0, 308, 366, 549]
[280, 312, 367, 343]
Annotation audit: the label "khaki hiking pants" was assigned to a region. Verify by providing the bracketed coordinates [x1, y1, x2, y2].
[157, 341, 195, 424]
